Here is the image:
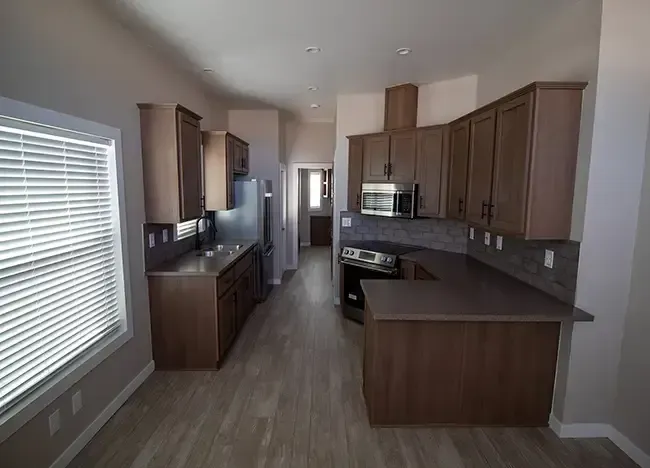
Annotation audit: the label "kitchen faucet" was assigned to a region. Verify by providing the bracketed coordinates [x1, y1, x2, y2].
[195, 214, 217, 251]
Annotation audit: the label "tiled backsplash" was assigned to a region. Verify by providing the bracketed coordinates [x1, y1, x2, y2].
[467, 227, 580, 305]
[142, 223, 195, 270]
[339, 212, 468, 253]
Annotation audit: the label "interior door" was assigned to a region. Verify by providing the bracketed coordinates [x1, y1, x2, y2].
[389, 130, 417, 183]
[447, 120, 471, 220]
[466, 109, 497, 227]
[348, 137, 363, 211]
[490, 93, 533, 235]
[177, 113, 202, 221]
[415, 127, 445, 216]
[362, 134, 390, 181]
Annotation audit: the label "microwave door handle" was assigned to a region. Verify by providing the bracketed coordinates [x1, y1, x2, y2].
[394, 191, 401, 214]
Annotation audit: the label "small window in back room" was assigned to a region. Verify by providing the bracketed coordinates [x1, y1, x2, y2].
[309, 170, 322, 210]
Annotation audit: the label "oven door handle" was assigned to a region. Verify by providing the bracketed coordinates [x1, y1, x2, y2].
[340, 258, 399, 275]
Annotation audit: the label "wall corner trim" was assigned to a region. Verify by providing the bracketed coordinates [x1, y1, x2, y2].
[549, 415, 650, 467]
[49, 361, 155, 468]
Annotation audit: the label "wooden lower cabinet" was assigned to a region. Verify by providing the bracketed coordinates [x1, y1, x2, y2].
[363, 306, 561, 426]
[148, 255, 256, 370]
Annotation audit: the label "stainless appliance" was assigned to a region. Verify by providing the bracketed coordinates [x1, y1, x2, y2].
[340, 241, 422, 323]
[215, 180, 274, 301]
[361, 183, 418, 218]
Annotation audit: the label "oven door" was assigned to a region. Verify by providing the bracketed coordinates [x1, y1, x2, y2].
[341, 259, 398, 323]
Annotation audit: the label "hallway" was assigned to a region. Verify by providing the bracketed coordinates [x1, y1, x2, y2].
[70, 247, 636, 467]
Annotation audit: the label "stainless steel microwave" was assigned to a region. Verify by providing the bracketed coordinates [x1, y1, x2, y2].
[360, 183, 417, 218]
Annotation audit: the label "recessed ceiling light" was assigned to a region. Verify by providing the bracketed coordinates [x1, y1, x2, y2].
[310, 104, 321, 109]
[396, 48, 412, 56]
[203, 68, 214, 72]
[308, 86, 319, 91]
[305, 46, 321, 53]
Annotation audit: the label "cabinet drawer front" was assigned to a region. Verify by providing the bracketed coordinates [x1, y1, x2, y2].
[217, 268, 235, 296]
[235, 251, 253, 279]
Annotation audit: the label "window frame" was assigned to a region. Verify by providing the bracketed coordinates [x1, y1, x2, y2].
[0, 96, 133, 443]
[308, 170, 322, 211]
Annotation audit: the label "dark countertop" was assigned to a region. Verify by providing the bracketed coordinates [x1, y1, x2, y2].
[361, 249, 593, 323]
[146, 240, 257, 277]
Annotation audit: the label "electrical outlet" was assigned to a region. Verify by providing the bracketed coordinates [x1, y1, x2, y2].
[342, 217, 352, 228]
[162, 229, 169, 243]
[72, 390, 83, 415]
[484, 231, 491, 246]
[496, 236, 503, 251]
[544, 249, 554, 268]
[469, 227, 475, 240]
[148, 233, 155, 248]
[49, 409, 60, 436]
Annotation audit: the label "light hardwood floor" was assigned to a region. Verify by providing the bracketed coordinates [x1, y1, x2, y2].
[70, 247, 637, 468]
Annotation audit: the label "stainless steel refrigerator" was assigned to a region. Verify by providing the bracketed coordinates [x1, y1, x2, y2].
[215, 180, 273, 301]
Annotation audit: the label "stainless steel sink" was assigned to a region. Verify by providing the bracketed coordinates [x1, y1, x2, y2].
[196, 244, 244, 257]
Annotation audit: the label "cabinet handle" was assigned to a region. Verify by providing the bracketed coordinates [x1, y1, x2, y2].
[488, 203, 495, 222]
[419, 195, 424, 209]
[383, 163, 388, 176]
[481, 201, 488, 219]
[356, 193, 360, 206]
[388, 162, 393, 177]
[458, 198, 464, 214]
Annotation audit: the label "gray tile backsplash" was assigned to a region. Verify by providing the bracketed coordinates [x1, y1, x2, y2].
[142, 223, 195, 270]
[339, 212, 468, 253]
[467, 227, 580, 305]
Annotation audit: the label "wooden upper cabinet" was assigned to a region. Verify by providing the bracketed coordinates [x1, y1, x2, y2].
[203, 131, 250, 211]
[490, 93, 533, 235]
[388, 130, 417, 182]
[231, 137, 249, 175]
[466, 108, 497, 227]
[415, 126, 447, 217]
[384, 84, 418, 131]
[362, 133, 390, 181]
[138, 103, 203, 224]
[447, 120, 471, 220]
[347, 136, 364, 211]
[241, 144, 250, 174]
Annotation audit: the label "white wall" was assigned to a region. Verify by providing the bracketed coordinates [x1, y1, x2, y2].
[0, 0, 228, 466]
[476, 0, 602, 240]
[285, 122, 335, 267]
[417, 75, 478, 126]
[227, 110, 283, 282]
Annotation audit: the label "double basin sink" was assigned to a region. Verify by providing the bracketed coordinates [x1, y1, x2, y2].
[196, 244, 244, 257]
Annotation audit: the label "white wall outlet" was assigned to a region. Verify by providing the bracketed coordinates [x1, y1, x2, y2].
[342, 217, 352, 228]
[72, 390, 83, 415]
[148, 232, 155, 248]
[496, 235, 503, 251]
[469, 227, 475, 240]
[162, 229, 169, 243]
[484, 231, 491, 246]
[544, 249, 555, 268]
[49, 409, 60, 436]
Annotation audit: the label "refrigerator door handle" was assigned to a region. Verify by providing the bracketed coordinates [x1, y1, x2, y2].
[263, 245, 275, 257]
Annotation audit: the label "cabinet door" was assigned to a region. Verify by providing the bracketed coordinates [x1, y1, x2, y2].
[235, 273, 250, 330]
[490, 93, 533, 234]
[400, 260, 416, 280]
[416, 127, 445, 216]
[241, 144, 250, 174]
[362, 134, 390, 181]
[447, 120, 471, 220]
[233, 139, 244, 173]
[177, 113, 202, 221]
[348, 137, 363, 211]
[217, 289, 237, 359]
[227, 135, 237, 174]
[389, 130, 416, 183]
[384, 84, 418, 131]
[466, 109, 497, 226]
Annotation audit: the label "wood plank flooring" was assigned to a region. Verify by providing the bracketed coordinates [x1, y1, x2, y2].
[70, 247, 638, 468]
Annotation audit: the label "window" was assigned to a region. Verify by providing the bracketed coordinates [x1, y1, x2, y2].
[175, 219, 205, 241]
[309, 170, 322, 210]
[0, 98, 129, 431]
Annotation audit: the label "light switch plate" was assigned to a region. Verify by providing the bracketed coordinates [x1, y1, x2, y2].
[484, 231, 491, 246]
[49, 409, 60, 436]
[496, 236, 503, 251]
[544, 249, 554, 268]
[162, 229, 169, 243]
[342, 217, 352, 228]
[469, 227, 475, 240]
[72, 390, 83, 415]
[148, 233, 155, 248]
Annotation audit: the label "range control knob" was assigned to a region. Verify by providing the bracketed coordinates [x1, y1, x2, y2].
[344, 249, 350, 255]
[386, 257, 393, 263]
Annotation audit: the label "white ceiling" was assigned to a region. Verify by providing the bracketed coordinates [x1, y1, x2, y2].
[116, 0, 569, 121]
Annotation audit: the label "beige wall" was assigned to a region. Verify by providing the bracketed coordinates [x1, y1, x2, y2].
[417, 75, 478, 126]
[299, 169, 333, 245]
[0, 0, 228, 466]
[476, 0, 602, 241]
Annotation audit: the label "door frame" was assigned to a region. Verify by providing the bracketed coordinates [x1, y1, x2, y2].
[279, 163, 288, 278]
[289, 162, 334, 270]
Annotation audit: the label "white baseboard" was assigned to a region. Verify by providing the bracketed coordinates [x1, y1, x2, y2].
[300, 242, 311, 247]
[270, 278, 281, 285]
[50, 361, 155, 468]
[549, 415, 649, 467]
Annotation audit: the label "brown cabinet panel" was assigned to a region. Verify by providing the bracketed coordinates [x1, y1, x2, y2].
[362, 134, 390, 182]
[447, 120, 471, 220]
[218, 288, 237, 359]
[490, 93, 533, 235]
[241, 144, 250, 174]
[466, 109, 497, 227]
[384, 84, 418, 131]
[178, 114, 202, 221]
[347, 137, 363, 211]
[233, 139, 244, 174]
[416, 126, 446, 216]
[400, 260, 416, 280]
[388, 130, 416, 183]
[203, 132, 249, 211]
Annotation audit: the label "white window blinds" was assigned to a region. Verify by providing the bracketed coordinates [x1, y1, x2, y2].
[0, 118, 122, 415]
